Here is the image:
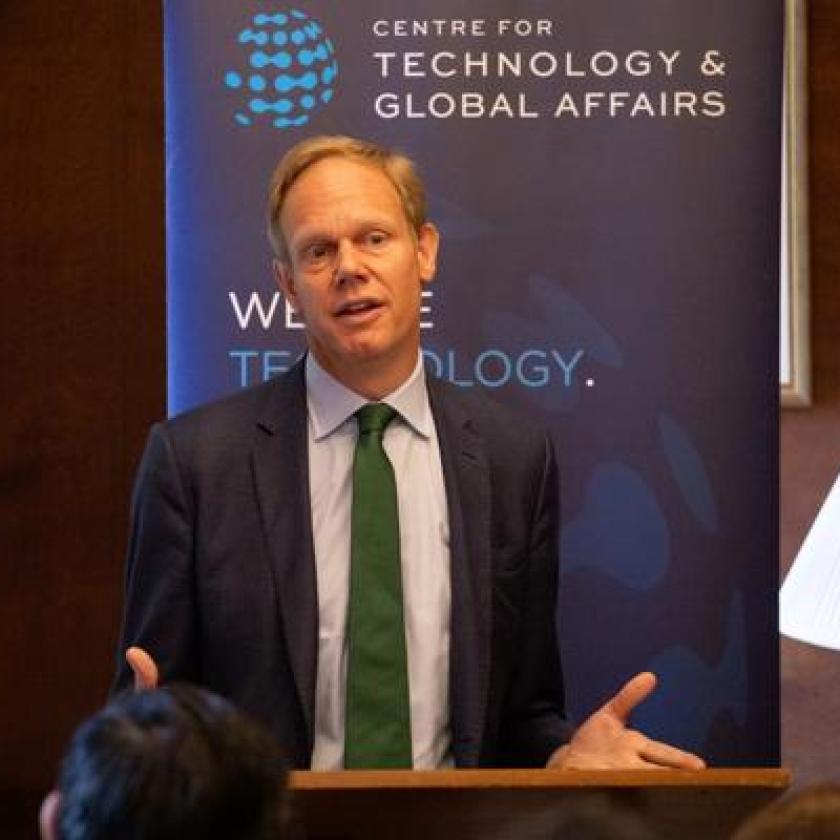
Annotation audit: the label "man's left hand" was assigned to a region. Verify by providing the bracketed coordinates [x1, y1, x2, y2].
[547, 671, 706, 770]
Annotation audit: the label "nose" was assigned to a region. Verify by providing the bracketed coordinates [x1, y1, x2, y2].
[334, 239, 366, 285]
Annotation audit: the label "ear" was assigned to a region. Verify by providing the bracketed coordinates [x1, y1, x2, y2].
[273, 259, 299, 313]
[39, 790, 61, 840]
[416, 223, 439, 285]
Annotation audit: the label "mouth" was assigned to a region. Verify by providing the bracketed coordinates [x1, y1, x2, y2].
[333, 298, 384, 320]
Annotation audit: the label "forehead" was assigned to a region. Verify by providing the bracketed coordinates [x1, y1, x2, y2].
[280, 156, 406, 238]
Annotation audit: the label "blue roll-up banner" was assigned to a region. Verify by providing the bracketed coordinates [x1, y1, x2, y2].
[165, 2, 782, 765]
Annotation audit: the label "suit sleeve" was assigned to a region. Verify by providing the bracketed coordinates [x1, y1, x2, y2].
[496, 432, 572, 765]
[112, 422, 199, 692]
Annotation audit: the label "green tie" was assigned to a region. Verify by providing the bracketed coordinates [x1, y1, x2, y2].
[344, 403, 412, 768]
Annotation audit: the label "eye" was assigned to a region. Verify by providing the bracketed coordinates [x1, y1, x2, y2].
[300, 241, 333, 267]
[363, 230, 389, 248]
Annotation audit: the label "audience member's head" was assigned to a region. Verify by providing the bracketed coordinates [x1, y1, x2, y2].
[39, 685, 291, 840]
[732, 784, 840, 839]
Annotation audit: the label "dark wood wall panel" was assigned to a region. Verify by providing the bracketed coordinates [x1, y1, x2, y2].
[0, 2, 164, 818]
[779, 0, 840, 788]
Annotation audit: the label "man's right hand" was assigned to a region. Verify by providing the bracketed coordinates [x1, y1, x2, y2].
[125, 646, 159, 691]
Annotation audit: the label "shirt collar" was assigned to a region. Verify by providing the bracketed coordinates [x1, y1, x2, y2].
[305, 353, 433, 441]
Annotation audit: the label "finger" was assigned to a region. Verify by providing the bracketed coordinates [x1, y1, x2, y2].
[603, 671, 657, 722]
[546, 744, 569, 768]
[639, 738, 706, 770]
[126, 646, 159, 691]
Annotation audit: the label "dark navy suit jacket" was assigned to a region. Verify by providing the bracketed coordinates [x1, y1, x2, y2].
[114, 362, 570, 767]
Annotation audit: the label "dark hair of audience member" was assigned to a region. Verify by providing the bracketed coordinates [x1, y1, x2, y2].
[732, 784, 840, 840]
[53, 684, 291, 840]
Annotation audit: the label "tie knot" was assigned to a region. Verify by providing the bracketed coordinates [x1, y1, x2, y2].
[356, 403, 397, 436]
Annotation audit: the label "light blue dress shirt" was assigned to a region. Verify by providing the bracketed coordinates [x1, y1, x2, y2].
[305, 352, 452, 769]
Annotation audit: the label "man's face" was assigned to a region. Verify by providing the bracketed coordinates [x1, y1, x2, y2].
[275, 156, 438, 395]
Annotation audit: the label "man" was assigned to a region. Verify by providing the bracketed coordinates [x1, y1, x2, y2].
[39, 685, 292, 840]
[115, 135, 703, 771]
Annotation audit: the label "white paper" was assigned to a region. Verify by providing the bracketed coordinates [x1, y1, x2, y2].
[780, 473, 840, 651]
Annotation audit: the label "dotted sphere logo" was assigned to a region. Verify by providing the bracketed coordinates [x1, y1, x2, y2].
[224, 10, 337, 129]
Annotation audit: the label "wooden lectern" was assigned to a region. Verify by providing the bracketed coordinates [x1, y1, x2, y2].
[290, 768, 789, 839]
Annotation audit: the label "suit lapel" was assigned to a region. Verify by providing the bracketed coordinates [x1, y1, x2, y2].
[251, 363, 318, 747]
[246, 366, 493, 765]
[427, 377, 492, 768]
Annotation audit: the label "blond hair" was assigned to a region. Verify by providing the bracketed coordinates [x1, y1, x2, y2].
[267, 135, 427, 261]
